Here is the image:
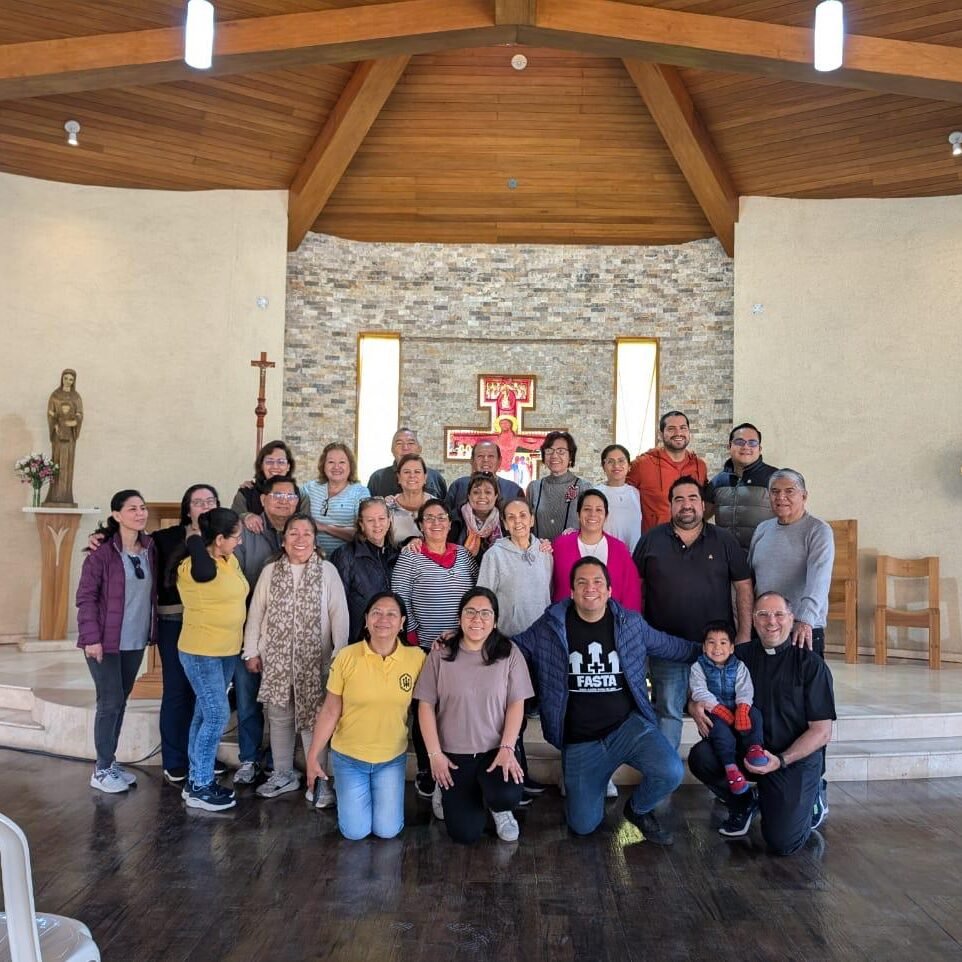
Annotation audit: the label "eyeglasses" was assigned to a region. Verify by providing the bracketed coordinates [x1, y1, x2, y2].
[463, 607, 495, 621]
[129, 555, 145, 580]
[421, 514, 450, 525]
[604, 457, 628, 466]
[731, 439, 760, 449]
[370, 608, 402, 619]
[544, 447, 570, 457]
[190, 497, 217, 508]
[263, 458, 289, 467]
[754, 610, 791, 620]
[268, 493, 299, 502]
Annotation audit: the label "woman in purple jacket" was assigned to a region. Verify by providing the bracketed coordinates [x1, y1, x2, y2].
[76, 489, 157, 793]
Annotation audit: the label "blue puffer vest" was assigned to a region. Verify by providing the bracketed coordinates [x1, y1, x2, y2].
[513, 599, 698, 750]
[695, 653, 741, 709]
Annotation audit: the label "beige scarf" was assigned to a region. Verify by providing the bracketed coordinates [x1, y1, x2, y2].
[258, 553, 328, 731]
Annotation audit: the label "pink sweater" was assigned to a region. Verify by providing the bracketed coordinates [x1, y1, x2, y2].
[550, 532, 643, 612]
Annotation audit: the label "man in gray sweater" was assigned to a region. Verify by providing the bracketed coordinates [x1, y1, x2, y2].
[748, 469, 834, 657]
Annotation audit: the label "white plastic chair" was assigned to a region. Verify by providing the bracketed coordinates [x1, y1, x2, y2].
[0, 812, 100, 962]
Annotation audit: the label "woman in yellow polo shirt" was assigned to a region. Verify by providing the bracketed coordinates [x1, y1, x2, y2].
[177, 508, 249, 812]
[306, 591, 424, 840]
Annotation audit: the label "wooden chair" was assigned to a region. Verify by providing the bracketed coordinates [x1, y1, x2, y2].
[874, 555, 941, 669]
[827, 519, 858, 663]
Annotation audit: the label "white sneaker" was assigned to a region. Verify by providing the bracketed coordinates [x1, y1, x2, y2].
[256, 770, 300, 798]
[432, 784, 445, 820]
[90, 768, 129, 794]
[491, 810, 519, 842]
[233, 761, 258, 785]
[305, 778, 335, 809]
[109, 762, 137, 786]
[606, 779, 618, 798]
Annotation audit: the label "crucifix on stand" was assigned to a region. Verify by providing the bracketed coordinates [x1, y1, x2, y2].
[250, 351, 276, 454]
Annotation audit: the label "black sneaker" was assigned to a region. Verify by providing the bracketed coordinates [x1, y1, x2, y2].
[186, 781, 236, 812]
[522, 776, 547, 797]
[719, 800, 757, 838]
[214, 760, 228, 777]
[414, 771, 436, 799]
[163, 767, 187, 785]
[623, 801, 673, 845]
[515, 794, 533, 809]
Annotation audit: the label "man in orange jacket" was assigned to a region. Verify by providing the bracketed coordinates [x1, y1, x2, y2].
[627, 411, 709, 534]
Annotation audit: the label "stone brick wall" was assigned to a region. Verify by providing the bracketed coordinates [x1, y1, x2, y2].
[285, 233, 733, 482]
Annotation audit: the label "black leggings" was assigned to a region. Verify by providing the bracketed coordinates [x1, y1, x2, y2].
[440, 750, 523, 844]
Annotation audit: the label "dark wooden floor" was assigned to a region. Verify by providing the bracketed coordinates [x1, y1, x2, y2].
[3, 750, 962, 962]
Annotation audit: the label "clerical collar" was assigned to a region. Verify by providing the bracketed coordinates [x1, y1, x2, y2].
[762, 637, 793, 655]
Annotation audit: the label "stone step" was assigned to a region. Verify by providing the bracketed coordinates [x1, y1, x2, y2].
[0, 683, 35, 712]
[216, 719, 962, 784]
[0, 707, 46, 751]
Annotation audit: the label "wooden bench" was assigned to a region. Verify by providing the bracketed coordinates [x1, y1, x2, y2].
[828, 519, 858, 663]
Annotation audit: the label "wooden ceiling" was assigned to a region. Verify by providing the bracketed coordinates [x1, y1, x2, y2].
[2, 0, 962, 251]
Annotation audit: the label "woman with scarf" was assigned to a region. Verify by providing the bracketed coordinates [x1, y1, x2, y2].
[242, 513, 349, 801]
[330, 497, 399, 644]
[391, 499, 478, 798]
[451, 473, 504, 560]
[525, 431, 591, 541]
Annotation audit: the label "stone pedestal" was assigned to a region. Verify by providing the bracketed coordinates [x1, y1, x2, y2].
[22, 507, 100, 643]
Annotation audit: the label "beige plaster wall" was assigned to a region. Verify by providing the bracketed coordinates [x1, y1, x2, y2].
[734, 195, 962, 659]
[0, 173, 288, 642]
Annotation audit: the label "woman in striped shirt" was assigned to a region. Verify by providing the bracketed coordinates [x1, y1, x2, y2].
[391, 499, 478, 798]
[301, 442, 370, 558]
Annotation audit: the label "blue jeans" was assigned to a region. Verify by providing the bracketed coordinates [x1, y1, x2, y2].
[179, 652, 235, 787]
[330, 749, 406, 841]
[648, 657, 689, 751]
[157, 618, 194, 771]
[233, 655, 265, 764]
[562, 712, 683, 835]
[706, 705, 765, 768]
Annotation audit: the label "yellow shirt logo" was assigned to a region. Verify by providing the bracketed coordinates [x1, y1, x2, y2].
[399, 673, 413, 692]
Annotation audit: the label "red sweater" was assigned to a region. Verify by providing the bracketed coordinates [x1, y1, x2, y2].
[627, 448, 707, 533]
[550, 532, 642, 612]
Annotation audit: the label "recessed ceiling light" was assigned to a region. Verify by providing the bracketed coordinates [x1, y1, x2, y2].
[64, 120, 80, 147]
[950, 132, 962, 157]
[511, 54, 528, 71]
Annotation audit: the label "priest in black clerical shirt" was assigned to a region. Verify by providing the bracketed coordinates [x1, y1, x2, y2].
[688, 590, 836, 854]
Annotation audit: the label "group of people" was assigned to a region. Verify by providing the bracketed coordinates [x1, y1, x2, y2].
[75, 414, 836, 856]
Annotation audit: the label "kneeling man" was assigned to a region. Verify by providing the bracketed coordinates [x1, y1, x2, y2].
[688, 591, 836, 854]
[514, 557, 699, 844]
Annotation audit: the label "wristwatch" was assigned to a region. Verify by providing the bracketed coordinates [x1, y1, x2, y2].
[776, 753, 789, 770]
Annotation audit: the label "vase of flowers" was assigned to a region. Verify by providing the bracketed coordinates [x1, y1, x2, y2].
[15, 453, 59, 508]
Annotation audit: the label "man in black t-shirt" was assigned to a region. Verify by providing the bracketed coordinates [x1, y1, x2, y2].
[688, 591, 836, 854]
[514, 558, 700, 844]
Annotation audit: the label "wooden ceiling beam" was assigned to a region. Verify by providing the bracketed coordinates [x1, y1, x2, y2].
[287, 55, 410, 251]
[624, 60, 737, 257]
[5, 0, 962, 104]
[496, 0, 537, 27]
[0, 0, 505, 101]
[521, 0, 962, 104]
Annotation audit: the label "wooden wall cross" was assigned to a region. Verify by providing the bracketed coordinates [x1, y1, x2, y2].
[250, 351, 276, 455]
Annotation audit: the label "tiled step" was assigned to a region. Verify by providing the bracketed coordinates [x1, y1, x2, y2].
[830, 737, 962, 780]
[0, 683, 35, 712]
[0, 707, 46, 751]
